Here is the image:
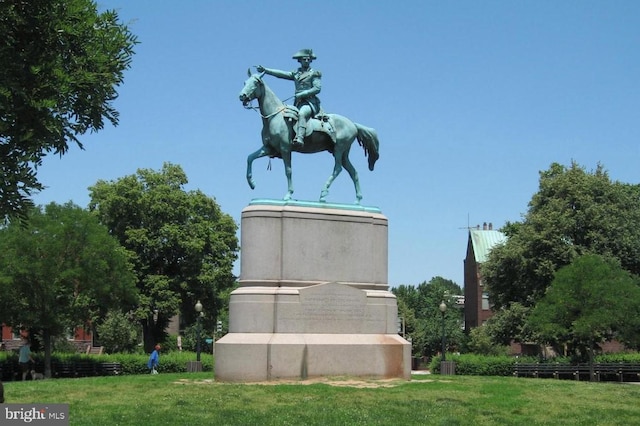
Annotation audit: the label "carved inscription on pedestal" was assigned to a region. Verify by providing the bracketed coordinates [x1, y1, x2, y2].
[298, 282, 368, 333]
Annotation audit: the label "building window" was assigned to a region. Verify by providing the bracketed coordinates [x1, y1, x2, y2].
[482, 292, 490, 310]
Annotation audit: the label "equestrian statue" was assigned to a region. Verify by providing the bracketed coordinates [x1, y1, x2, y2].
[239, 49, 379, 204]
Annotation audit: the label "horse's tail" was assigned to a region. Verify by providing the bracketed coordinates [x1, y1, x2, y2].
[355, 123, 380, 171]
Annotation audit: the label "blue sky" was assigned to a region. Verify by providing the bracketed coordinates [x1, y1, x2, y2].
[32, 0, 640, 288]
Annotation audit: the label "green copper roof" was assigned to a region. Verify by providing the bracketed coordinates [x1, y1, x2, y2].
[470, 229, 506, 263]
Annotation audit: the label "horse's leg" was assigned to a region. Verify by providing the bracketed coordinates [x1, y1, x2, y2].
[247, 147, 267, 189]
[282, 150, 294, 200]
[342, 149, 362, 204]
[320, 147, 345, 202]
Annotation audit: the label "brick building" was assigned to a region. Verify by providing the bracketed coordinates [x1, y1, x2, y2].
[463, 222, 506, 333]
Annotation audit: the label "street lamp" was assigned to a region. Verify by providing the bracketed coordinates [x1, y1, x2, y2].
[195, 300, 203, 362]
[439, 301, 447, 362]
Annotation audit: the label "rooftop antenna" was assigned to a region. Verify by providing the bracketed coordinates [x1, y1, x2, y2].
[458, 213, 477, 230]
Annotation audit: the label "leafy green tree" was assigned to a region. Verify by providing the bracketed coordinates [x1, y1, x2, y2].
[0, 202, 138, 377]
[392, 277, 464, 358]
[466, 326, 509, 356]
[95, 311, 139, 354]
[527, 254, 640, 365]
[396, 298, 416, 340]
[484, 162, 640, 310]
[0, 0, 137, 220]
[484, 302, 532, 346]
[88, 163, 239, 352]
[181, 321, 208, 354]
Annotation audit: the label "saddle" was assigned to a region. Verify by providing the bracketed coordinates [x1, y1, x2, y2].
[283, 105, 337, 145]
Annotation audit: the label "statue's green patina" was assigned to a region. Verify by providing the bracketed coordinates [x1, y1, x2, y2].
[239, 49, 380, 204]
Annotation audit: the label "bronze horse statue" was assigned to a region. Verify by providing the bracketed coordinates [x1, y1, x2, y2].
[239, 70, 379, 203]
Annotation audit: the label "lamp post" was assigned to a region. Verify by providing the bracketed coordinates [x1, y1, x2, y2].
[195, 300, 203, 362]
[439, 301, 447, 362]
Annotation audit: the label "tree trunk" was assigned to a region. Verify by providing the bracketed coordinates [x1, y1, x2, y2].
[142, 317, 163, 353]
[43, 329, 52, 379]
[142, 320, 153, 353]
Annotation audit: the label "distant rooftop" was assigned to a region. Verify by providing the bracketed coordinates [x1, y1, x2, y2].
[469, 222, 506, 263]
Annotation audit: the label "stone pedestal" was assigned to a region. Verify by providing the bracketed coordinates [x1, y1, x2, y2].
[215, 200, 411, 382]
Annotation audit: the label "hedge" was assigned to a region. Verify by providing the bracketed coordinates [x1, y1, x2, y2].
[429, 354, 533, 376]
[0, 351, 213, 380]
[428, 353, 640, 376]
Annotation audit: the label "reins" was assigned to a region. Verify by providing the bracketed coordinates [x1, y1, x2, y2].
[244, 102, 286, 120]
[242, 74, 294, 120]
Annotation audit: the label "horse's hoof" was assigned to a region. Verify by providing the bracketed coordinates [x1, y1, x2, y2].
[248, 179, 256, 190]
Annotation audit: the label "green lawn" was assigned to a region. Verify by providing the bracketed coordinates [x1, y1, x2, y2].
[4, 373, 639, 425]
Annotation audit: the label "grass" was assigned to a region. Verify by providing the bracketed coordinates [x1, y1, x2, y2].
[4, 373, 640, 425]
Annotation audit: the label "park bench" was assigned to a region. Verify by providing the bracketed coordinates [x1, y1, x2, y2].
[514, 363, 593, 381]
[74, 361, 97, 377]
[52, 361, 122, 378]
[616, 363, 640, 382]
[97, 362, 122, 376]
[514, 363, 640, 382]
[53, 362, 76, 378]
[594, 363, 640, 382]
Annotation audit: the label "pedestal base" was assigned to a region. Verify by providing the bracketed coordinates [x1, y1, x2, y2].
[216, 203, 410, 382]
[215, 333, 410, 382]
[215, 283, 411, 382]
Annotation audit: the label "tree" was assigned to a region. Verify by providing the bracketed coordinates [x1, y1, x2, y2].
[88, 163, 239, 352]
[483, 162, 640, 310]
[392, 277, 465, 358]
[95, 311, 139, 354]
[484, 302, 532, 346]
[0, 202, 138, 377]
[527, 254, 640, 366]
[0, 0, 137, 220]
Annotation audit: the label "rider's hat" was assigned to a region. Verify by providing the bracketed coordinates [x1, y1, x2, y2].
[292, 49, 316, 60]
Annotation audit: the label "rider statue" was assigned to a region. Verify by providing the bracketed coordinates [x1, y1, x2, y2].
[257, 49, 322, 148]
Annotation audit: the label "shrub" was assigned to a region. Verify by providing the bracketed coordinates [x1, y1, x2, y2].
[426, 353, 640, 377]
[595, 353, 640, 364]
[0, 351, 213, 381]
[96, 311, 140, 353]
[51, 337, 79, 354]
[101, 351, 214, 374]
[181, 323, 211, 353]
[429, 354, 537, 376]
[162, 334, 179, 352]
[466, 327, 510, 356]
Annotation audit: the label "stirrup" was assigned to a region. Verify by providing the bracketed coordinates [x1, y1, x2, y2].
[292, 137, 304, 147]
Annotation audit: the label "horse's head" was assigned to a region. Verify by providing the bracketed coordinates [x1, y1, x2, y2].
[239, 69, 266, 107]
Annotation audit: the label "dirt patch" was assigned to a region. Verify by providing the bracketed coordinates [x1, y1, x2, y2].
[174, 378, 215, 385]
[173, 377, 434, 388]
